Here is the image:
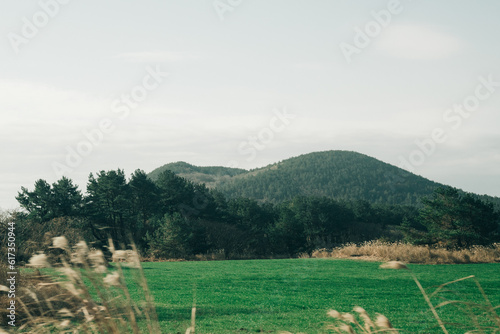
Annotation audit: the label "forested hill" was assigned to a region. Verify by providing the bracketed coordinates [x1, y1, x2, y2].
[148, 150, 500, 207]
[216, 151, 442, 206]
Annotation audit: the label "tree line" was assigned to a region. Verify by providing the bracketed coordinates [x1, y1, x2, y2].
[7, 168, 500, 262]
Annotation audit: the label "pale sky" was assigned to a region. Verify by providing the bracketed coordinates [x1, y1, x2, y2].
[1, 0, 500, 209]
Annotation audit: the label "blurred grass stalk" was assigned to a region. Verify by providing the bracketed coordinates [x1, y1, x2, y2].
[4, 236, 162, 333]
[326, 261, 500, 333]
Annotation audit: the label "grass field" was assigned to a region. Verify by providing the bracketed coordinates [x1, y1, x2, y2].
[126, 259, 500, 333]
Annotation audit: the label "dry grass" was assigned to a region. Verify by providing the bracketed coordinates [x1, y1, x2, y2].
[0, 237, 161, 333]
[323, 307, 400, 333]
[309, 241, 500, 264]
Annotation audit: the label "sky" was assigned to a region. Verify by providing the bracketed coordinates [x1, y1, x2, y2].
[1, 0, 500, 210]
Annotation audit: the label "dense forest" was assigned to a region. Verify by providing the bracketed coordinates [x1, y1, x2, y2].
[4, 152, 500, 262]
[151, 151, 500, 209]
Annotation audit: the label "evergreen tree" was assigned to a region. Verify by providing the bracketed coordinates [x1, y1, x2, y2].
[16, 177, 83, 222]
[52, 177, 83, 217]
[85, 169, 133, 242]
[129, 169, 161, 225]
[16, 179, 53, 222]
[418, 187, 499, 247]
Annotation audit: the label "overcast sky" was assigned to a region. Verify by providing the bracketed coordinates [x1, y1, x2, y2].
[1, 0, 500, 210]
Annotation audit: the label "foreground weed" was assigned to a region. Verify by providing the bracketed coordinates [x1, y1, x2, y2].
[326, 260, 500, 334]
[324, 307, 399, 333]
[1, 236, 161, 333]
[323, 261, 500, 333]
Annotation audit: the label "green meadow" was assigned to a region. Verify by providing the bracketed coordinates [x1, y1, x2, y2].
[126, 259, 500, 333]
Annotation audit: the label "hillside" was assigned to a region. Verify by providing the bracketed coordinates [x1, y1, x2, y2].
[148, 161, 247, 188]
[148, 150, 500, 207]
[216, 151, 443, 205]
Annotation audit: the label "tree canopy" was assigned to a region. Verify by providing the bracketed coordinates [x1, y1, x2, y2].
[13, 170, 500, 261]
[415, 187, 499, 248]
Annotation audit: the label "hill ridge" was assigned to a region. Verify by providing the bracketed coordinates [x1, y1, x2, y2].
[148, 150, 500, 208]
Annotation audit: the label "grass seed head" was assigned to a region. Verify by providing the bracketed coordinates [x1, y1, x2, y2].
[59, 319, 71, 328]
[353, 306, 366, 314]
[52, 236, 69, 250]
[379, 261, 408, 270]
[21, 288, 39, 303]
[127, 250, 141, 267]
[327, 309, 342, 318]
[88, 249, 106, 266]
[94, 264, 107, 274]
[375, 314, 393, 329]
[76, 241, 89, 253]
[103, 271, 121, 286]
[340, 323, 355, 333]
[62, 282, 82, 296]
[108, 238, 116, 254]
[28, 253, 50, 268]
[72, 241, 89, 264]
[58, 266, 80, 282]
[354, 306, 375, 330]
[112, 250, 128, 262]
[58, 308, 74, 318]
[341, 312, 356, 323]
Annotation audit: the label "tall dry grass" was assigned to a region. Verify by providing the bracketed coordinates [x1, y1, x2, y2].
[0, 236, 161, 334]
[309, 241, 500, 264]
[322, 307, 399, 334]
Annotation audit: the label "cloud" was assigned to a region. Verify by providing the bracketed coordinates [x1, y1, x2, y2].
[111, 51, 200, 63]
[374, 24, 465, 60]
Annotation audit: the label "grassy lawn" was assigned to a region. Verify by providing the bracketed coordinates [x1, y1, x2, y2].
[126, 259, 500, 334]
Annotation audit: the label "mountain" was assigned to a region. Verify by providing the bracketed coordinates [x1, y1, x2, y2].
[215, 151, 442, 205]
[148, 150, 500, 208]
